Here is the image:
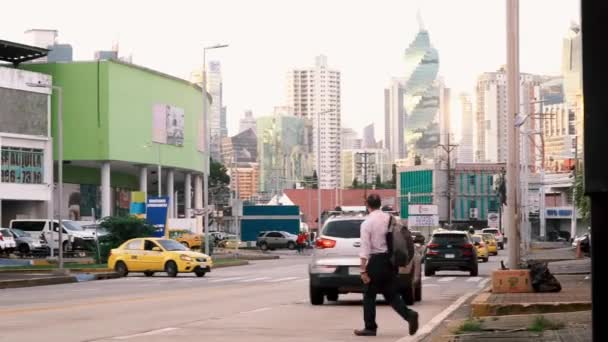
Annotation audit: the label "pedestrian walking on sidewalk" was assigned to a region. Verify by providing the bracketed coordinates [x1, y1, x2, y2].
[354, 194, 419, 337]
[296, 232, 306, 254]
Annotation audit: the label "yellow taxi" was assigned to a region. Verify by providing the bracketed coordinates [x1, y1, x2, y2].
[481, 233, 498, 256]
[108, 238, 213, 278]
[471, 235, 489, 262]
[168, 229, 203, 249]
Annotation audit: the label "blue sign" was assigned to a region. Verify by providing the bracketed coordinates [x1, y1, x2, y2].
[146, 196, 169, 237]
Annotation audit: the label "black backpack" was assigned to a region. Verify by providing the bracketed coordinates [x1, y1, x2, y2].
[386, 215, 414, 268]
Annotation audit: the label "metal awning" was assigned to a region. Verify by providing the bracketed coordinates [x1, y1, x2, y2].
[0, 39, 48, 66]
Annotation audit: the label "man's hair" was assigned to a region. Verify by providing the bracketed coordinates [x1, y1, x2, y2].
[366, 193, 382, 210]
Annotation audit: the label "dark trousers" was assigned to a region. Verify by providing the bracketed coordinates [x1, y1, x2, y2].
[363, 253, 415, 331]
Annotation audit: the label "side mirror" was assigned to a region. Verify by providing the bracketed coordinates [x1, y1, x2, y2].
[152, 247, 162, 252]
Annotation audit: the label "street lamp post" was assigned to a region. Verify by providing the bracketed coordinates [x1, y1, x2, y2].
[202, 44, 228, 256]
[28, 82, 65, 273]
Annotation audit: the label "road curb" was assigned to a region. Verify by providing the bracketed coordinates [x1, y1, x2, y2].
[0, 276, 77, 289]
[0, 268, 112, 273]
[470, 292, 592, 317]
[213, 260, 250, 268]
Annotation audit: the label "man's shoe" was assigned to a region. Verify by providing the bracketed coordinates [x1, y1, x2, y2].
[408, 312, 419, 336]
[354, 329, 377, 336]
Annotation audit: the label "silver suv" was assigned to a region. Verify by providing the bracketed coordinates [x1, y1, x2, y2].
[256, 231, 298, 251]
[309, 215, 422, 305]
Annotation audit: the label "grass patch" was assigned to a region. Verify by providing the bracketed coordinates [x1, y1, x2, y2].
[455, 319, 483, 334]
[528, 316, 565, 332]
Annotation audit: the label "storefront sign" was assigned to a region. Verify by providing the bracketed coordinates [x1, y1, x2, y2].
[487, 212, 499, 228]
[409, 204, 438, 215]
[0, 147, 44, 184]
[545, 207, 573, 219]
[146, 196, 169, 237]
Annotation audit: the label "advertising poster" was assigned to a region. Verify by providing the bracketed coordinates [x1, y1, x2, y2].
[146, 196, 169, 237]
[153, 104, 184, 146]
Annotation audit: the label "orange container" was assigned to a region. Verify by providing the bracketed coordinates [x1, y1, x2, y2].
[491, 269, 533, 293]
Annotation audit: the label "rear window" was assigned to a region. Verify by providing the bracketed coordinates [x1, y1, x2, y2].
[322, 220, 363, 239]
[1, 229, 11, 237]
[431, 234, 468, 245]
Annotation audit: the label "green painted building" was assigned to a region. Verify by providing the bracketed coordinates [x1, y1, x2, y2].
[453, 163, 504, 228]
[21, 60, 208, 222]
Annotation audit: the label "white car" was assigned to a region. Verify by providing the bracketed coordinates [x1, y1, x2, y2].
[9, 219, 97, 252]
[0, 228, 17, 255]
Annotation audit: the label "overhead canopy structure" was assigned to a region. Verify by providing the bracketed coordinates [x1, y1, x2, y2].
[0, 39, 48, 66]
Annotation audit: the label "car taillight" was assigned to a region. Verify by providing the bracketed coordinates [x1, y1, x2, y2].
[427, 243, 439, 249]
[315, 238, 336, 249]
[426, 249, 439, 256]
[463, 243, 473, 249]
[0, 235, 3, 241]
[479, 242, 485, 247]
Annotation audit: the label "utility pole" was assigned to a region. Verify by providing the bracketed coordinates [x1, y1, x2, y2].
[506, 0, 521, 269]
[438, 134, 458, 225]
[570, 135, 578, 239]
[356, 151, 373, 200]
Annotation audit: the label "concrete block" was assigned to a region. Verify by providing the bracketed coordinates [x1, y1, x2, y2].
[492, 270, 533, 293]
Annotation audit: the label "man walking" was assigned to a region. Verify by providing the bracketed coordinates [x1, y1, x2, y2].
[354, 194, 419, 337]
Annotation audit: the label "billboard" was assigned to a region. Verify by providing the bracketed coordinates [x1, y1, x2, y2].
[153, 104, 184, 146]
[408, 204, 438, 215]
[409, 215, 439, 227]
[146, 196, 169, 237]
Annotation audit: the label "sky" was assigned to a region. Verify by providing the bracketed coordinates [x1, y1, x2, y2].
[2, 0, 580, 140]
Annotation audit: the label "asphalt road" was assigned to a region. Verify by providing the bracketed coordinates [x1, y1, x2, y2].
[0, 251, 505, 342]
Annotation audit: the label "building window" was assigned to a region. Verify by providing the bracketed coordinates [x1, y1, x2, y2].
[1, 147, 44, 184]
[469, 175, 476, 186]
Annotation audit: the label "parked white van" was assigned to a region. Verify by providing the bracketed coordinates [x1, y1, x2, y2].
[9, 219, 98, 252]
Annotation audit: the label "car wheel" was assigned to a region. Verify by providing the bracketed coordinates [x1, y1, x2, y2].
[115, 261, 129, 277]
[165, 261, 178, 277]
[194, 268, 207, 277]
[144, 271, 155, 277]
[18, 244, 30, 255]
[62, 241, 70, 253]
[470, 265, 479, 277]
[287, 241, 296, 250]
[310, 285, 324, 305]
[415, 281, 422, 302]
[181, 242, 190, 249]
[326, 291, 339, 302]
[259, 242, 268, 251]
[424, 265, 435, 277]
[401, 286, 415, 306]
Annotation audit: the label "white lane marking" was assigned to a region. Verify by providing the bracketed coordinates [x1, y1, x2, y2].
[395, 278, 490, 342]
[467, 277, 482, 282]
[438, 277, 456, 282]
[209, 277, 245, 283]
[238, 277, 271, 283]
[422, 284, 439, 288]
[239, 307, 272, 314]
[113, 327, 178, 340]
[267, 277, 299, 283]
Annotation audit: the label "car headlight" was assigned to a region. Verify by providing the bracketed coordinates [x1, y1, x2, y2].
[180, 255, 193, 261]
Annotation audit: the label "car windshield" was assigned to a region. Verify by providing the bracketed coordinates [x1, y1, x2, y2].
[431, 234, 468, 246]
[63, 221, 85, 231]
[322, 220, 363, 239]
[1, 229, 12, 237]
[157, 239, 188, 251]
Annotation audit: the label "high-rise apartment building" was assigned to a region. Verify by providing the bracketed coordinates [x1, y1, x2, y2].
[341, 149, 390, 189]
[206, 61, 225, 161]
[561, 22, 583, 157]
[342, 128, 361, 150]
[221, 128, 258, 166]
[384, 78, 406, 161]
[438, 81, 451, 146]
[458, 93, 474, 163]
[475, 68, 541, 163]
[239, 110, 256, 133]
[287, 55, 341, 189]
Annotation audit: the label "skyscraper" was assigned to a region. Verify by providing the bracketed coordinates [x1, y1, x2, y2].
[475, 68, 541, 163]
[384, 78, 406, 161]
[458, 93, 474, 163]
[363, 123, 377, 149]
[239, 110, 256, 133]
[287, 55, 341, 189]
[403, 19, 440, 161]
[438, 81, 451, 146]
[342, 128, 360, 150]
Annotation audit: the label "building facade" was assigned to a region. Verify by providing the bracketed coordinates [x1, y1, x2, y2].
[363, 123, 377, 149]
[287, 55, 341, 189]
[22, 60, 209, 229]
[239, 110, 256, 133]
[475, 69, 541, 163]
[384, 78, 406, 161]
[207, 61, 225, 161]
[458, 93, 474, 163]
[256, 110, 312, 194]
[341, 148, 390, 189]
[221, 128, 257, 166]
[452, 163, 503, 228]
[229, 164, 259, 200]
[341, 127, 361, 150]
[403, 24, 440, 161]
[0, 66, 54, 226]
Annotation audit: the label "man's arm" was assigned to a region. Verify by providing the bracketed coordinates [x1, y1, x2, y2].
[359, 221, 370, 272]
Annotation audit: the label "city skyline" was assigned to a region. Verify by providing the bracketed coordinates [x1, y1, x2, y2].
[2, 0, 579, 140]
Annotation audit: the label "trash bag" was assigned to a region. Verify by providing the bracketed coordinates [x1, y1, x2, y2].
[528, 261, 562, 293]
